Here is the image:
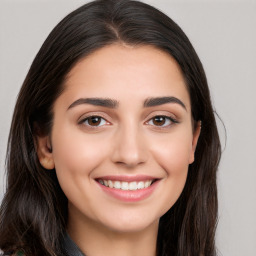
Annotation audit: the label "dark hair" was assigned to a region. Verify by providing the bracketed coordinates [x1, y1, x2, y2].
[0, 0, 221, 255]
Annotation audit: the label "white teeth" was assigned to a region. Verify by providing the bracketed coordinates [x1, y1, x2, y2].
[129, 182, 137, 190]
[137, 181, 144, 189]
[121, 182, 129, 190]
[98, 179, 154, 190]
[113, 181, 121, 189]
[108, 180, 114, 188]
[145, 181, 151, 188]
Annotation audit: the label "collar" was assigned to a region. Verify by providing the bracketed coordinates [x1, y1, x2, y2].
[61, 233, 85, 256]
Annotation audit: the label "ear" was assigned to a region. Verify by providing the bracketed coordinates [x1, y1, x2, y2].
[189, 121, 201, 164]
[35, 135, 55, 170]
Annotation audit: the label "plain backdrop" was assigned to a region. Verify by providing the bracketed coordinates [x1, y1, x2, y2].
[0, 0, 255, 255]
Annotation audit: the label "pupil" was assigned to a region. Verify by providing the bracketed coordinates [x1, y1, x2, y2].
[153, 116, 165, 126]
[89, 117, 101, 125]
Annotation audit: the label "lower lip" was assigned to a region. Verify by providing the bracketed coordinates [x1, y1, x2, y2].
[97, 180, 160, 202]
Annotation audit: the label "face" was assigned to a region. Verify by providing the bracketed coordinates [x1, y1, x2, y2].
[37, 44, 200, 234]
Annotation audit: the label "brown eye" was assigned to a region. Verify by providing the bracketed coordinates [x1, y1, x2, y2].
[82, 116, 107, 127]
[152, 116, 166, 126]
[147, 115, 177, 127]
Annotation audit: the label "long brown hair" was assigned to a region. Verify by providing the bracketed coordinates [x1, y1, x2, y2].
[0, 0, 221, 255]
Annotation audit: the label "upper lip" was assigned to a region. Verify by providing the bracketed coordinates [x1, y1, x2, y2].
[95, 175, 159, 182]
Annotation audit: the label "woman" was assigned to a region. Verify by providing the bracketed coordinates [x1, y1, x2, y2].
[0, 0, 221, 255]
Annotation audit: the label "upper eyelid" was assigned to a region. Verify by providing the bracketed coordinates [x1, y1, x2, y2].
[145, 115, 178, 124]
[79, 115, 107, 124]
[78, 116, 176, 130]
[77, 111, 179, 124]
[78, 112, 112, 123]
[78, 116, 112, 129]
[79, 118, 111, 128]
[144, 111, 178, 121]
[147, 114, 177, 120]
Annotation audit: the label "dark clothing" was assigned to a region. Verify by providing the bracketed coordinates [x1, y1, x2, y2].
[61, 233, 85, 256]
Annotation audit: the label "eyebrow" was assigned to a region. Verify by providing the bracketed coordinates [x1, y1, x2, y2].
[68, 98, 119, 110]
[144, 96, 186, 110]
[67, 96, 186, 110]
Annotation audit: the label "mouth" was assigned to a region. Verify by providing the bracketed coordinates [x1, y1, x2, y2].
[95, 176, 160, 202]
[97, 179, 157, 191]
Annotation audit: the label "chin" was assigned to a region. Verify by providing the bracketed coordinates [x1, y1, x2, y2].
[97, 211, 160, 234]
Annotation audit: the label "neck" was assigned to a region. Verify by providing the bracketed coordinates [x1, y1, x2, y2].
[67, 208, 158, 256]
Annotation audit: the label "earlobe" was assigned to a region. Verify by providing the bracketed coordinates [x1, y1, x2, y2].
[189, 121, 201, 164]
[35, 135, 55, 170]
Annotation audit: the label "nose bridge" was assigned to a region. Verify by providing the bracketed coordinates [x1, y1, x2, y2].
[111, 120, 147, 167]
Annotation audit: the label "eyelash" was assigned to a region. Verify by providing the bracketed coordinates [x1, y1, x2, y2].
[78, 115, 110, 127]
[146, 115, 178, 128]
[78, 115, 178, 129]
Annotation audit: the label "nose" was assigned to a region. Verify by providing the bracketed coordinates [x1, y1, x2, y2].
[111, 124, 148, 168]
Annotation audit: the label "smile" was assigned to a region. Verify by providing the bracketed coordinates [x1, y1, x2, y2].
[95, 176, 160, 202]
[98, 179, 154, 190]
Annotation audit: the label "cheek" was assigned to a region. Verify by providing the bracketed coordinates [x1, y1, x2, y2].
[148, 131, 193, 213]
[50, 127, 112, 212]
[51, 125, 111, 178]
[150, 132, 193, 174]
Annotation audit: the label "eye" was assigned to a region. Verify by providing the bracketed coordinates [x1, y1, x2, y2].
[147, 115, 177, 127]
[80, 116, 108, 127]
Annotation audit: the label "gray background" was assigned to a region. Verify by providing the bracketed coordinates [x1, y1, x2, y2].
[0, 0, 255, 255]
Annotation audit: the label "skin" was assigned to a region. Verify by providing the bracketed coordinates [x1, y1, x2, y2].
[37, 44, 200, 256]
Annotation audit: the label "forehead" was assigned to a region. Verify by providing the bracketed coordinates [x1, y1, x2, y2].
[59, 44, 191, 110]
